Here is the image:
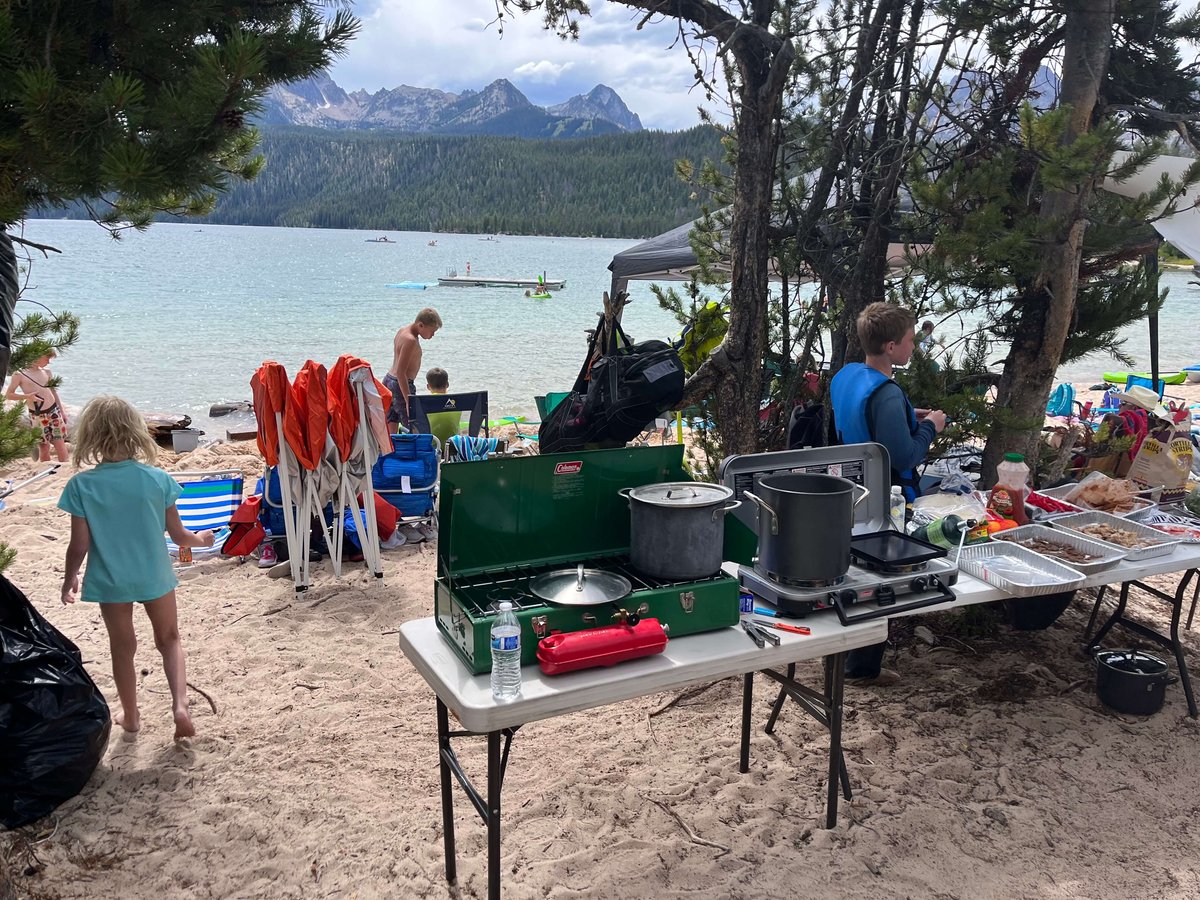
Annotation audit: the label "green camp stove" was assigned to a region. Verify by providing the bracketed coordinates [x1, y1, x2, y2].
[435, 445, 741, 674]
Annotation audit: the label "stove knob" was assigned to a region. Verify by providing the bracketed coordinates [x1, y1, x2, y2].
[910, 575, 929, 593]
[834, 588, 857, 606]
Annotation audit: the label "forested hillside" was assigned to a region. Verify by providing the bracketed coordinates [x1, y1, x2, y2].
[196, 125, 726, 238]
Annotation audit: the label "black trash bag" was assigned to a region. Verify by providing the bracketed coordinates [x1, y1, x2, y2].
[0, 576, 111, 828]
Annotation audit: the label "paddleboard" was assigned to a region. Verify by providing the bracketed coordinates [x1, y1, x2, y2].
[1102, 371, 1187, 385]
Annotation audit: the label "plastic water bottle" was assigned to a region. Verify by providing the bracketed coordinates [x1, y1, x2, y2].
[889, 485, 906, 532]
[490, 602, 522, 700]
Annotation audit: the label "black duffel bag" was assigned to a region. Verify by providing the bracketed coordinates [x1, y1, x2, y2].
[1, 576, 111, 827]
[540, 321, 684, 454]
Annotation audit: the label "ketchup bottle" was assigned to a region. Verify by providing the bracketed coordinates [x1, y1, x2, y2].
[988, 453, 1030, 525]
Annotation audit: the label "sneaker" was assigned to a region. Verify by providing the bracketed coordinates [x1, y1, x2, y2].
[258, 543, 278, 569]
[847, 667, 901, 687]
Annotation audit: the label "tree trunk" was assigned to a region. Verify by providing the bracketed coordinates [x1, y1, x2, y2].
[981, 1, 1116, 485]
[0, 231, 17, 384]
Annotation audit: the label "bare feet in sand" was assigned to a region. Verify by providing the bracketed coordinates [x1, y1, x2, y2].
[174, 707, 196, 740]
[114, 708, 140, 741]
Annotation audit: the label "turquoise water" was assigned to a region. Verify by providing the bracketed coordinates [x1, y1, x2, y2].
[17, 220, 681, 434]
[16, 219, 1200, 437]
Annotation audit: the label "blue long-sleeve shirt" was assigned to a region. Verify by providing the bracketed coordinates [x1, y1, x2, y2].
[866, 381, 937, 477]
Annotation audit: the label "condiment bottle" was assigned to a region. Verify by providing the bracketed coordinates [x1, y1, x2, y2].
[989, 452, 1030, 525]
[912, 515, 975, 550]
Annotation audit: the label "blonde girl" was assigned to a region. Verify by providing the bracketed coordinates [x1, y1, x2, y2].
[58, 396, 213, 740]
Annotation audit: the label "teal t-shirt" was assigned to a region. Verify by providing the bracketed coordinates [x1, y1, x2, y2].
[57, 460, 182, 603]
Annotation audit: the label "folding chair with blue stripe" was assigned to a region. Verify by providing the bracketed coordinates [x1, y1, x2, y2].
[166, 469, 244, 561]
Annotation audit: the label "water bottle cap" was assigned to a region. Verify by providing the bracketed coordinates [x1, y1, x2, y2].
[498, 601, 513, 611]
[1003, 452, 1025, 463]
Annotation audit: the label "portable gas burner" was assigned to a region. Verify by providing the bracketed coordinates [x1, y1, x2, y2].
[434, 445, 741, 674]
[721, 444, 961, 624]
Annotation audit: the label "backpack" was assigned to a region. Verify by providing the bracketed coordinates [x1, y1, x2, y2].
[1046, 384, 1075, 417]
[787, 402, 829, 450]
[540, 319, 684, 454]
[221, 495, 266, 558]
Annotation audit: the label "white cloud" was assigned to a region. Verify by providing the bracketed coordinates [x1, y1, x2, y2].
[328, 0, 726, 131]
[513, 60, 574, 82]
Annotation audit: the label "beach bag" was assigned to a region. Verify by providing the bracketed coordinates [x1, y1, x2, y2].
[1047, 384, 1075, 417]
[372, 433, 437, 517]
[257, 467, 290, 537]
[787, 402, 829, 450]
[1, 576, 111, 828]
[221, 495, 266, 558]
[540, 319, 684, 454]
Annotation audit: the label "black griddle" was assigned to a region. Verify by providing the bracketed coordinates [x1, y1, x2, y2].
[849, 530, 947, 570]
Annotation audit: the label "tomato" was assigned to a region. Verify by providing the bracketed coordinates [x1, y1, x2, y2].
[987, 519, 1020, 534]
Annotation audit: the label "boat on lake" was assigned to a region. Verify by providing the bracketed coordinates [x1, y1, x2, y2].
[366, 236, 395, 243]
[437, 272, 566, 290]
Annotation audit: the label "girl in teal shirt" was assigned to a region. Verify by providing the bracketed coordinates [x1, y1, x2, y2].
[58, 396, 214, 740]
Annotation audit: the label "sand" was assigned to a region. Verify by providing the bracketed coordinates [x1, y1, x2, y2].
[3, 440, 1200, 899]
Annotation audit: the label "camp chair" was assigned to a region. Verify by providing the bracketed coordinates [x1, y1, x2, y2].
[1125, 374, 1167, 399]
[534, 391, 571, 420]
[166, 470, 243, 560]
[410, 392, 489, 450]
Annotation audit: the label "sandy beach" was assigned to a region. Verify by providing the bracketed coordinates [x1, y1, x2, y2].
[3, 438, 1200, 899]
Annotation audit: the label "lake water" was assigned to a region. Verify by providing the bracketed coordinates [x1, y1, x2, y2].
[16, 219, 1200, 437]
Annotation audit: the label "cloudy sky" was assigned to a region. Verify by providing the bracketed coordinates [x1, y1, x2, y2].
[328, 0, 721, 131]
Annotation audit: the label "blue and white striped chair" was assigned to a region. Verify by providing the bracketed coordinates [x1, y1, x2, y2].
[166, 469, 243, 561]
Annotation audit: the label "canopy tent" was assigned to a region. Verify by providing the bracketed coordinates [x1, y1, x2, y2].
[610, 153, 1200, 382]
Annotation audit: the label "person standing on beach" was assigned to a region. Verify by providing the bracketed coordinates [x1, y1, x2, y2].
[58, 396, 214, 740]
[384, 307, 442, 430]
[6, 351, 70, 462]
[830, 302, 946, 687]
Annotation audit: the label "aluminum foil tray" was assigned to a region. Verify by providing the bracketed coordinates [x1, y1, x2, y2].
[1049, 511, 1181, 561]
[1039, 483, 1155, 518]
[957, 542, 1086, 597]
[992, 524, 1125, 575]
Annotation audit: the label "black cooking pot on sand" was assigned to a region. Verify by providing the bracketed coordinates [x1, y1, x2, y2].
[744, 472, 870, 585]
[1095, 649, 1176, 716]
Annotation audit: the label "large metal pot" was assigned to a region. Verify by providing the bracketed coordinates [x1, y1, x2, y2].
[745, 473, 869, 584]
[1095, 649, 1175, 716]
[620, 482, 740, 581]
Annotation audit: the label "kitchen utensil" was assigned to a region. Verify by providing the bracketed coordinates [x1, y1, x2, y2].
[620, 482, 740, 581]
[529, 563, 632, 606]
[1095, 648, 1175, 715]
[745, 472, 870, 585]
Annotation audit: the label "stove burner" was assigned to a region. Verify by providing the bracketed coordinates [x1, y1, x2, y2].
[485, 587, 529, 611]
[764, 570, 846, 589]
[854, 558, 929, 575]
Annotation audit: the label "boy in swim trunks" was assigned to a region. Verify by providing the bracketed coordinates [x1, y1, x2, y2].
[6, 351, 70, 462]
[384, 307, 442, 430]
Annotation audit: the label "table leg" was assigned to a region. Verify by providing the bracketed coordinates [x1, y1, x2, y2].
[488, 730, 502, 900]
[1085, 582, 1130, 650]
[1082, 585, 1109, 644]
[764, 663, 796, 735]
[825, 652, 847, 829]
[436, 699, 457, 884]
[740, 672, 753, 774]
[1171, 571, 1199, 718]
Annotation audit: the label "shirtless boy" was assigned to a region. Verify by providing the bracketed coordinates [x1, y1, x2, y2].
[383, 307, 442, 429]
[6, 352, 69, 462]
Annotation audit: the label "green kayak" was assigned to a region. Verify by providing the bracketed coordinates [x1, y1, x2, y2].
[1103, 371, 1187, 385]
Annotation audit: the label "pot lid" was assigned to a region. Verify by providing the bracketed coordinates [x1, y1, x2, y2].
[626, 481, 733, 508]
[529, 564, 632, 606]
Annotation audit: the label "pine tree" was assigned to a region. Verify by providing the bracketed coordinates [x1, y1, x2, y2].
[0, 1, 358, 570]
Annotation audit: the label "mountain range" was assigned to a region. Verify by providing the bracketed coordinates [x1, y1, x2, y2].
[259, 73, 645, 138]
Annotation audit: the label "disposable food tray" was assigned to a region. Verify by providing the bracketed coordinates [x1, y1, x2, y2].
[1038, 483, 1155, 518]
[992, 524, 1125, 575]
[1050, 511, 1181, 561]
[957, 542, 1085, 597]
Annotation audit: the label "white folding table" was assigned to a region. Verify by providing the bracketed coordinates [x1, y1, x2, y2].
[398, 613, 886, 900]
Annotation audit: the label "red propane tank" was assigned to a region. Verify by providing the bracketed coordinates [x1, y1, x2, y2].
[537, 618, 669, 676]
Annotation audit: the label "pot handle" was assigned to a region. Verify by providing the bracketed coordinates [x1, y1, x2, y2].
[851, 484, 871, 508]
[617, 488, 633, 502]
[576, 562, 585, 592]
[711, 499, 742, 521]
[744, 492, 778, 535]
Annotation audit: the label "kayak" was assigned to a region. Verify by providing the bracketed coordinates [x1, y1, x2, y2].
[1102, 371, 1187, 385]
[529, 292, 552, 299]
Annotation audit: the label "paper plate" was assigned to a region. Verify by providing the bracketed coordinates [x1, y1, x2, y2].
[1148, 522, 1200, 543]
